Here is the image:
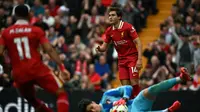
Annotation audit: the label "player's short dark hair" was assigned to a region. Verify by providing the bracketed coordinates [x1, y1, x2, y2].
[78, 99, 92, 112]
[108, 7, 123, 18]
[15, 4, 29, 18]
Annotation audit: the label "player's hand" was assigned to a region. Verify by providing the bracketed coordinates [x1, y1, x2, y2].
[60, 69, 71, 82]
[136, 59, 143, 70]
[113, 98, 126, 106]
[58, 64, 71, 82]
[95, 46, 101, 53]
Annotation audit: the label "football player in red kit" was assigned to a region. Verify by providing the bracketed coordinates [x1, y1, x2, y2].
[96, 7, 143, 98]
[0, 5, 70, 112]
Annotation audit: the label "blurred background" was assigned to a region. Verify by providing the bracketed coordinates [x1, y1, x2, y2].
[0, 0, 200, 112]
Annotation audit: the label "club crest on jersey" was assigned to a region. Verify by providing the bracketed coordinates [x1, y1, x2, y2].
[121, 31, 124, 39]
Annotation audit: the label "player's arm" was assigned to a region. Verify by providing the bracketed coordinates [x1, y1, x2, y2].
[0, 37, 5, 56]
[96, 42, 109, 52]
[129, 25, 143, 70]
[42, 43, 63, 65]
[104, 86, 133, 99]
[133, 38, 143, 61]
[0, 46, 4, 56]
[37, 28, 70, 81]
[41, 43, 70, 81]
[96, 29, 111, 52]
[100, 86, 132, 106]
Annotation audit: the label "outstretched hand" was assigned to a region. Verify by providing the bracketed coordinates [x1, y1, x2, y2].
[95, 46, 101, 54]
[113, 98, 126, 106]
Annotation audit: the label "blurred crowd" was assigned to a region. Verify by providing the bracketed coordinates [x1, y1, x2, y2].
[1, 0, 199, 92]
[0, 0, 159, 91]
[141, 0, 200, 91]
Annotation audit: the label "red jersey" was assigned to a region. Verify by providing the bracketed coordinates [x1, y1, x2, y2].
[0, 20, 50, 83]
[104, 21, 139, 67]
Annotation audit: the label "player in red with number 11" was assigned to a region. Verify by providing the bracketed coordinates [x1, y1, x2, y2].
[0, 5, 70, 112]
[96, 7, 143, 98]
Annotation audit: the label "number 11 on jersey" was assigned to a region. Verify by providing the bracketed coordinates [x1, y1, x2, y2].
[14, 37, 31, 60]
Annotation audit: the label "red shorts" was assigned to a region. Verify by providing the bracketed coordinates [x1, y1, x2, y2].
[14, 71, 63, 98]
[118, 66, 139, 80]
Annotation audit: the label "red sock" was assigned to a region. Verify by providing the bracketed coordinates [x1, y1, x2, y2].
[168, 101, 181, 112]
[30, 98, 43, 108]
[130, 85, 140, 99]
[57, 92, 69, 112]
[40, 104, 53, 112]
[29, 98, 53, 112]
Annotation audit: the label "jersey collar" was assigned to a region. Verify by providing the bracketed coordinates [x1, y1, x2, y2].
[112, 20, 124, 30]
[15, 20, 29, 25]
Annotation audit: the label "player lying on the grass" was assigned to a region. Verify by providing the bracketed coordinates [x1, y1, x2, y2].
[78, 67, 192, 112]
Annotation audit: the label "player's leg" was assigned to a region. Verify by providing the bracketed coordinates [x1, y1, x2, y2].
[145, 101, 181, 112]
[129, 66, 140, 98]
[131, 67, 189, 111]
[119, 66, 131, 85]
[143, 67, 192, 100]
[17, 81, 53, 112]
[36, 71, 69, 112]
[131, 90, 181, 112]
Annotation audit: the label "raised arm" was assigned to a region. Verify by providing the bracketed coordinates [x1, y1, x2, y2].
[105, 85, 132, 98]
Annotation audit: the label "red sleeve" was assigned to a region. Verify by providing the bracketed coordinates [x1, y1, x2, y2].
[128, 25, 138, 40]
[103, 27, 111, 43]
[36, 27, 49, 44]
[0, 37, 5, 45]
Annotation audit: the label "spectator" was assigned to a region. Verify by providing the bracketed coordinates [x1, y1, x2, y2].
[53, 15, 65, 36]
[122, 0, 142, 31]
[95, 55, 110, 89]
[143, 43, 156, 64]
[46, 0, 60, 17]
[192, 65, 200, 90]
[94, 0, 106, 16]
[177, 0, 187, 16]
[47, 27, 58, 46]
[2, 0, 13, 16]
[64, 25, 74, 44]
[194, 41, 200, 71]
[184, 16, 194, 35]
[77, 13, 91, 43]
[57, 5, 69, 26]
[43, 9, 55, 27]
[32, 0, 45, 17]
[5, 16, 13, 28]
[165, 54, 177, 75]
[56, 36, 68, 54]
[73, 34, 86, 52]
[172, 29, 194, 72]
[68, 15, 78, 35]
[88, 64, 102, 91]
[142, 0, 159, 14]
[34, 14, 49, 31]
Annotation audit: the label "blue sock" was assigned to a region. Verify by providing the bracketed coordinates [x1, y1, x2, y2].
[147, 77, 181, 96]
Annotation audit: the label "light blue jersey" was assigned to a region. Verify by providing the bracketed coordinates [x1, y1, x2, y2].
[99, 86, 166, 112]
[99, 86, 133, 112]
